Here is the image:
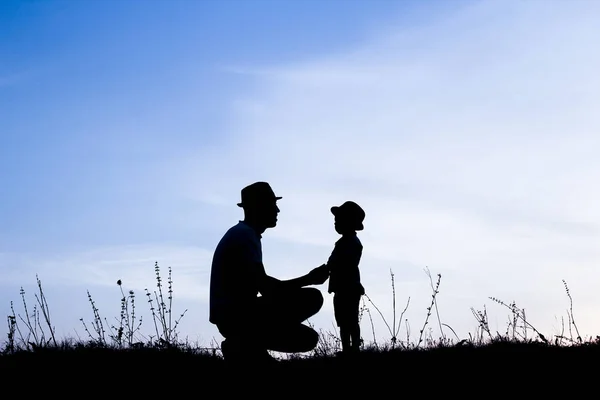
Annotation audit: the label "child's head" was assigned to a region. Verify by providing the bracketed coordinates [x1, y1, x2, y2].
[330, 201, 365, 234]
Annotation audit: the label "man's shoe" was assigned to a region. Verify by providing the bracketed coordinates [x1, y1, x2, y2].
[221, 339, 244, 362]
[221, 339, 278, 365]
[255, 349, 279, 365]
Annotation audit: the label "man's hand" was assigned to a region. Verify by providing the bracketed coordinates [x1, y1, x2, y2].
[307, 264, 329, 285]
[266, 264, 329, 291]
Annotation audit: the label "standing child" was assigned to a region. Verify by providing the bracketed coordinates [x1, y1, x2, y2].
[323, 200, 366, 353]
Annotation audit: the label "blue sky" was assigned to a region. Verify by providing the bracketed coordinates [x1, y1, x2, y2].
[2, 0, 600, 349]
[1, 0, 436, 252]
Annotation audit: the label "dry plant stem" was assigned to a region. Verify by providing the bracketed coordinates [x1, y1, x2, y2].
[19, 288, 37, 346]
[85, 290, 107, 344]
[364, 303, 377, 348]
[489, 297, 548, 343]
[389, 269, 411, 344]
[145, 262, 187, 347]
[364, 294, 393, 339]
[113, 280, 143, 346]
[5, 306, 18, 352]
[391, 269, 396, 342]
[7, 280, 57, 350]
[10, 301, 26, 347]
[442, 323, 460, 341]
[395, 297, 410, 342]
[562, 279, 582, 343]
[471, 305, 492, 344]
[34, 275, 57, 347]
[365, 269, 411, 347]
[425, 267, 445, 340]
[418, 270, 441, 348]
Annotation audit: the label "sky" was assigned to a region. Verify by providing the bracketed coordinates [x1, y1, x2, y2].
[2, 0, 600, 350]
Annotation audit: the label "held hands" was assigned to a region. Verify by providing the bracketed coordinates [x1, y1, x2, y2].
[307, 264, 330, 285]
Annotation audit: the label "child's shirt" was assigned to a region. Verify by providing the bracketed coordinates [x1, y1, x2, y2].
[327, 232, 364, 295]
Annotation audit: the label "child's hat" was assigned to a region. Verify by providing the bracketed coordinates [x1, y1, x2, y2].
[331, 201, 365, 230]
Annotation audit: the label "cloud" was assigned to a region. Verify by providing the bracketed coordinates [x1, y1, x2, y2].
[0, 245, 213, 301]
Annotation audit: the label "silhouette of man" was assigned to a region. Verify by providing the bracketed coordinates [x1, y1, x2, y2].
[209, 181, 329, 363]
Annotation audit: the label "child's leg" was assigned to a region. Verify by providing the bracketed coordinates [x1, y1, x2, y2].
[334, 294, 350, 352]
[349, 293, 362, 351]
[349, 323, 360, 351]
[339, 325, 350, 351]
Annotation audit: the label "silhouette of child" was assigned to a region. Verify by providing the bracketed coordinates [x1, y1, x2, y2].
[322, 200, 366, 353]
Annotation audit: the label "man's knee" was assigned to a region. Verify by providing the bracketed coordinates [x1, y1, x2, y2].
[302, 287, 323, 312]
[293, 323, 320, 353]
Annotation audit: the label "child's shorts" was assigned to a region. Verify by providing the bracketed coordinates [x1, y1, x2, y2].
[333, 292, 362, 327]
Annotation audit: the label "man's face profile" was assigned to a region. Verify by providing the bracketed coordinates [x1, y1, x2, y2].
[246, 198, 280, 229]
[260, 199, 280, 228]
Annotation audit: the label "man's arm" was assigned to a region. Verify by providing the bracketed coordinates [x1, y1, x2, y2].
[258, 265, 329, 295]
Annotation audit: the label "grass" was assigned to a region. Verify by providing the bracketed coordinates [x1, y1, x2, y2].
[2, 262, 600, 388]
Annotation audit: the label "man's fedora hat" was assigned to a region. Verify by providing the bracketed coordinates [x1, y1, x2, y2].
[237, 181, 282, 207]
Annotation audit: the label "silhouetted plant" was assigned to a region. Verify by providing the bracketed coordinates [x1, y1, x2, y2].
[562, 279, 582, 343]
[4, 261, 600, 363]
[79, 262, 185, 349]
[364, 269, 411, 349]
[80, 290, 108, 346]
[144, 262, 187, 347]
[417, 269, 441, 348]
[4, 276, 58, 351]
[360, 297, 376, 349]
[113, 279, 143, 347]
[4, 309, 16, 354]
[425, 267, 446, 341]
[489, 297, 548, 344]
[471, 305, 493, 345]
[308, 321, 341, 358]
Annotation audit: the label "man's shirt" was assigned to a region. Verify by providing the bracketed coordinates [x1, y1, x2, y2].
[209, 221, 266, 325]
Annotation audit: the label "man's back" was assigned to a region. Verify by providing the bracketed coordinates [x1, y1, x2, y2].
[209, 221, 266, 325]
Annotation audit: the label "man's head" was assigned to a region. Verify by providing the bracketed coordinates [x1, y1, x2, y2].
[331, 201, 365, 234]
[238, 182, 281, 230]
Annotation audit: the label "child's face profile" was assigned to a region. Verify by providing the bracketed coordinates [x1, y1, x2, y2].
[334, 214, 353, 234]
